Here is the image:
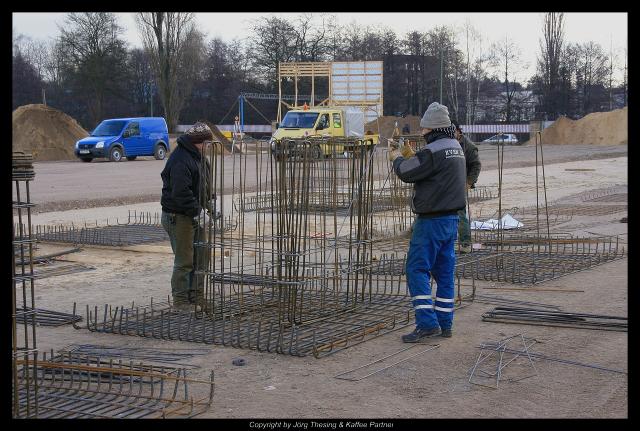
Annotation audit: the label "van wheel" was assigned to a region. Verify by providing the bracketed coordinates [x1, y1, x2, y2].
[154, 144, 167, 160]
[126, 156, 137, 161]
[311, 145, 323, 161]
[80, 158, 92, 163]
[109, 147, 123, 162]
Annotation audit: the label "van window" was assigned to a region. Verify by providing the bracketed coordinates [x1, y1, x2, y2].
[332, 113, 342, 128]
[126, 122, 140, 136]
[92, 120, 126, 137]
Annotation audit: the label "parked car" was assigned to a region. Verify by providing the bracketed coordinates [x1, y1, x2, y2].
[75, 117, 169, 162]
[482, 133, 519, 145]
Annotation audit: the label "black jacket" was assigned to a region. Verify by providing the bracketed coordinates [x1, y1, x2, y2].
[393, 137, 467, 217]
[160, 135, 210, 217]
[459, 135, 481, 185]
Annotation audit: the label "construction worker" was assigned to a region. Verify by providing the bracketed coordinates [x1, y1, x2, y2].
[389, 102, 466, 341]
[160, 121, 213, 312]
[451, 120, 481, 254]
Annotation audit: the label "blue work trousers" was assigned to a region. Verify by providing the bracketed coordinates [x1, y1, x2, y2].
[406, 215, 458, 330]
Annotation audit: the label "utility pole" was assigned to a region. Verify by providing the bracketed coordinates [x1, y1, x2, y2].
[42, 88, 46, 106]
[150, 85, 154, 117]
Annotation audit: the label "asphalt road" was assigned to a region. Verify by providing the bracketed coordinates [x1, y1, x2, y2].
[24, 144, 627, 213]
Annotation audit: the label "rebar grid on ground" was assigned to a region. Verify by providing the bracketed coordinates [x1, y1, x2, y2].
[14, 351, 214, 418]
[16, 307, 82, 327]
[580, 186, 627, 202]
[57, 345, 210, 368]
[455, 237, 624, 284]
[12, 152, 39, 418]
[72, 271, 474, 357]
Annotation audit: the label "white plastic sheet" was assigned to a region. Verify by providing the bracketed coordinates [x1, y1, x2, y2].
[470, 214, 523, 230]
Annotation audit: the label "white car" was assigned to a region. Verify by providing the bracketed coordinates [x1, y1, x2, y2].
[482, 133, 519, 145]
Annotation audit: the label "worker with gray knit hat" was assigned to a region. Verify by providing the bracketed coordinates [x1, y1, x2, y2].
[161, 121, 214, 313]
[389, 102, 466, 341]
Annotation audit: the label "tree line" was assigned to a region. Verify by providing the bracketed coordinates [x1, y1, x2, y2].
[13, 12, 627, 133]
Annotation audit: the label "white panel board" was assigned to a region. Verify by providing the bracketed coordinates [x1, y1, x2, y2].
[331, 61, 383, 121]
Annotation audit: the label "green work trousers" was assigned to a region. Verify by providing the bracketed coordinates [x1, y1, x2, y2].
[161, 211, 208, 305]
[457, 205, 471, 247]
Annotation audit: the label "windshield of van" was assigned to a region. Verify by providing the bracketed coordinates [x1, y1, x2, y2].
[281, 112, 319, 128]
[92, 120, 127, 137]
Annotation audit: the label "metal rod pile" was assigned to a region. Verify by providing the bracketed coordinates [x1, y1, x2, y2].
[481, 306, 627, 331]
[468, 334, 538, 389]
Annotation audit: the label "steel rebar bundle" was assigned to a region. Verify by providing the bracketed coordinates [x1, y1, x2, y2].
[12, 151, 39, 418]
[14, 351, 214, 418]
[481, 306, 628, 331]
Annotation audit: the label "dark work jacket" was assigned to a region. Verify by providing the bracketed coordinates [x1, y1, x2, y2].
[393, 137, 466, 217]
[459, 134, 481, 185]
[160, 135, 210, 217]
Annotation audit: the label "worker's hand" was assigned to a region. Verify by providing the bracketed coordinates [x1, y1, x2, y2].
[401, 145, 415, 159]
[388, 148, 402, 162]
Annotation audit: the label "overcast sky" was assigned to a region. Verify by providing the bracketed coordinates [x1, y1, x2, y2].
[12, 12, 628, 82]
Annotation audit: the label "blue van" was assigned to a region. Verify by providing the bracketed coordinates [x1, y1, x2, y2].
[75, 117, 170, 162]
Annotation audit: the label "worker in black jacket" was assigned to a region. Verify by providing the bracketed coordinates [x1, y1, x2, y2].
[389, 102, 466, 341]
[452, 120, 481, 253]
[160, 121, 213, 312]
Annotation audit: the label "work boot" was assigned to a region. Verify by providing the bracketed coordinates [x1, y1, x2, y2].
[440, 328, 453, 338]
[401, 327, 441, 343]
[459, 244, 472, 254]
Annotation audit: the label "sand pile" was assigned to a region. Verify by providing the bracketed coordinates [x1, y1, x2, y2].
[524, 107, 627, 146]
[365, 115, 422, 140]
[12, 104, 88, 161]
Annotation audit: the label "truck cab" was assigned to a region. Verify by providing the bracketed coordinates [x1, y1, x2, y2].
[271, 107, 378, 159]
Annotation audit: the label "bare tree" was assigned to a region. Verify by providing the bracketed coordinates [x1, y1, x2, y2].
[293, 13, 330, 62]
[248, 15, 298, 89]
[136, 12, 203, 132]
[537, 12, 565, 119]
[491, 35, 527, 122]
[58, 12, 128, 125]
[574, 41, 609, 114]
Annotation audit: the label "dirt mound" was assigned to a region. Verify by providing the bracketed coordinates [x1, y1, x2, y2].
[12, 104, 89, 161]
[524, 107, 628, 146]
[365, 115, 422, 141]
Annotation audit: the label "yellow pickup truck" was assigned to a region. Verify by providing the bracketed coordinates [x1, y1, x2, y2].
[270, 106, 379, 159]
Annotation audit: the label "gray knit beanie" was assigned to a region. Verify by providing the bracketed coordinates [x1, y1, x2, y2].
[420, 102, 451, 129]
